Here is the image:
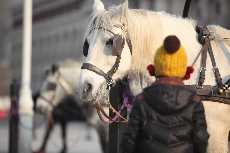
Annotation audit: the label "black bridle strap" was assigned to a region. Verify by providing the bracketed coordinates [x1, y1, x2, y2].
[81, 63, 112, 82]
[107, 55, 121, 76]
[81, 55, 121, 89]
[39, 95, 55, 107]
[97, 26, 133, 54]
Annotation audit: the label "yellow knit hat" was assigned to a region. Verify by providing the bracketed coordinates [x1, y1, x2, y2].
[154, 35, 188, 78]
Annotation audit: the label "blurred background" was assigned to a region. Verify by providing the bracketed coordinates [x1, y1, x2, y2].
[0, 0, 229, 152]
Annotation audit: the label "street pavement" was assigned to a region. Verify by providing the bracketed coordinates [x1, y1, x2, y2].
[0, 114, 103, 153]
[0, 118, 9, 153]
[1, 113, 230, 153]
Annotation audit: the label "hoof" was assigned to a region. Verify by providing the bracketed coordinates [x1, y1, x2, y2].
[86, 134, 92, 141]
[60, 148, 67, 153]
[33, 150, 46, 153]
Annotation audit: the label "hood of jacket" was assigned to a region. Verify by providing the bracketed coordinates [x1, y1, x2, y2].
[143, 84, 195, 114]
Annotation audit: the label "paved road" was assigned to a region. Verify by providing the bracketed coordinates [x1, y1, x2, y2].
[33, 122, 102, 153]
[0, 114, 103, 153]
[0, 118, 9, 153]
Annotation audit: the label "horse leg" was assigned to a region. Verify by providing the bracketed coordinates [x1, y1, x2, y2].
[204, 102, 230, 153]
[34, 115, 54, 153]
[60, 122, 67, 153]
[207, 123, 229, 153]
[96, 122, 109, 153]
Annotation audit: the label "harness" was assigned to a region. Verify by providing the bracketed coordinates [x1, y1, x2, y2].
[188, 25, 230, 104]
[182, 1, 230, 104]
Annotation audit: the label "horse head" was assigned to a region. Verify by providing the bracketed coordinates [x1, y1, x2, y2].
[79, 0, 133, 102]
[36, 61, 80, 114]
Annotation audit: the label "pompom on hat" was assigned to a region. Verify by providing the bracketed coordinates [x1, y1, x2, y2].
[147, 35, 194, 80]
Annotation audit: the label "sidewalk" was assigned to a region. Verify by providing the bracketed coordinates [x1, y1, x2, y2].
[0, 118, 9, 153]
[33, 122, 103, 153]
[0, 115, 102, 153]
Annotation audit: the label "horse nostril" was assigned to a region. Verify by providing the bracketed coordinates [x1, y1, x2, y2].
[83, 82, 93, 95]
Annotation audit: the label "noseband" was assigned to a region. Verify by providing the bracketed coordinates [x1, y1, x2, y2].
[81, 24, 132, 89]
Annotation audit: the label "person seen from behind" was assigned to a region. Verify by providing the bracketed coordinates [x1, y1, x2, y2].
[120, 35, 209, 153]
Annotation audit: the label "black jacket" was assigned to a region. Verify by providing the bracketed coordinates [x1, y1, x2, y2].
[121, 84, 209, 153]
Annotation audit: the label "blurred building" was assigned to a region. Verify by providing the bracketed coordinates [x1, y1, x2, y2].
[0, 0, 11, 96]
[11, 0, 92, 91]
[190, 0, 230, 27]
[131, 0, 230, 28]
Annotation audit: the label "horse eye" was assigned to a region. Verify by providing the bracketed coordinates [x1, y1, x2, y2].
[83, 40, 89, 57]
[106, 38, 113, 47]
[46, 82, 57, 91]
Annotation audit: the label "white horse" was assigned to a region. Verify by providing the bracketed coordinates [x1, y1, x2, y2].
[34, 59, 108, 153]
[79, 0, 230, 153]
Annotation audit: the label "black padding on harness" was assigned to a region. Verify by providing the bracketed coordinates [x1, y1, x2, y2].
[183, 0, 192, 18]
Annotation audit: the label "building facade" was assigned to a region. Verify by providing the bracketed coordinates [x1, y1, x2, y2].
[147, 0, 230, 28]
[105, 0, 230, 28]
[0, 0, 12, 96]
[11, 0, 92, 91]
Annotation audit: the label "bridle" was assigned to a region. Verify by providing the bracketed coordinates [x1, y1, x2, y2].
[81, 23, 133, 123]
[38, 71, 76, 110]
[81, 23, 132, 90]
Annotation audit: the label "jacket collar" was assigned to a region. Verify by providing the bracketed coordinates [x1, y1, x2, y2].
[154, 77, 184, 86]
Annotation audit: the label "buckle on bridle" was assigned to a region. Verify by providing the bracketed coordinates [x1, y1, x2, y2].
[106, 79, 114, 90]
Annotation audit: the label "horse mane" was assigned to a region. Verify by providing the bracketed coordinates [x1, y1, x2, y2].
[87, 5, 197, 74]
[126, 10, 197, 73]
[85, 5, 123, 40]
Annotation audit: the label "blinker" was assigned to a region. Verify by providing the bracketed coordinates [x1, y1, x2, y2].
[112, 34, 125, 56]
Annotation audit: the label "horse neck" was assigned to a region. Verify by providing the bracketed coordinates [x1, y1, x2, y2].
[127, 70, 154, 96]
[52, 65, 81, 105]
[126, 10, 164, 72]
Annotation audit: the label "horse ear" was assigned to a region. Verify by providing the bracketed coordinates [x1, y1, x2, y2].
[93, 0, 105, 14]
[51, 64, 59, 74]
[44, 69, 50, 77]
[119, 0, 129, 23]
[121, 0, 128, 17]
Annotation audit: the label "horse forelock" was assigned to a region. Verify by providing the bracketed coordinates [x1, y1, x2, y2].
[86, 12, 113, 39]
[85, 4, 129, 39]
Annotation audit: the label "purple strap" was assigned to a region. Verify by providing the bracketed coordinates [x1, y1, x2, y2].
[110, 88, 134, 123]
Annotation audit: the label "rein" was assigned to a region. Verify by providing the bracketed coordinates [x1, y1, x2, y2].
[95, 84, 133, 124]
